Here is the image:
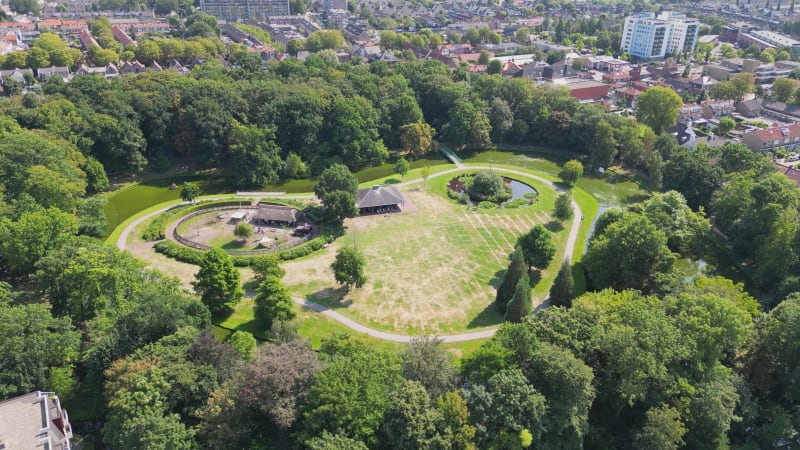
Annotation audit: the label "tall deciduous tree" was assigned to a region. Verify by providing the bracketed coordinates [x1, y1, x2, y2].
[254, 275, 296, 329]
[314, 163, 359, 221]
[0, 302, 80, 398]
[518, 224, 556, 271]
[464, 368, 546, 449]
[193, 248, 244, 313]
[400, 122, 435, 155]
[401, 336, 459, 400]
[233, 221, 253, 241]
[559, 159, 583, 185]
[331, 245, 367, 290]
[299, 348, 403, 446]
[381, 380, 443, 449]
[394, 157, 410, 180]
[0, 207, 78, 275]
[228, 123, 282, 189]
[549, 261, 574, 308]
[553, 193, 573, 222]
[180, 182, 200, 203]
[239, 340, 322, 428]
[442, 100, 491, 149]
[634, 406, 687, 450]
[635, 86, 683, 134]
[584, 213, 675, 293]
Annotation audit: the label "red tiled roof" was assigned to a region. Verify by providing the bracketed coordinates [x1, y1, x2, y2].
[752, 124, 800, 143]
[775, 162, 800, 185]
[602, 71, 631, 81]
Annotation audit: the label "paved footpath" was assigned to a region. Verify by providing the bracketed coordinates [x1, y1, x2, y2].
[116, 165, 585, 343]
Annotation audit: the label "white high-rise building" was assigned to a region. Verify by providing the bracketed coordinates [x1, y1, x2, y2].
[621, 12, 700, 60]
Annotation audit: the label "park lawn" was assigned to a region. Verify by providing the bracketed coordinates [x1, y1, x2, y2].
[282, 176, 566, 336]
[462, 149, 649, 206]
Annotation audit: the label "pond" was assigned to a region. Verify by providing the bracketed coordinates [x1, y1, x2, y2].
[447, 175, 538, 205]
[509, 179, 536, 200]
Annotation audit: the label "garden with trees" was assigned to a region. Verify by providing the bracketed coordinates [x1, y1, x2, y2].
[2, 52, 800, 450]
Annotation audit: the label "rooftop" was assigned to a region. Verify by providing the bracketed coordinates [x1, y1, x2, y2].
[0, 391, 72, 450]
[356, 185, 405, 209]
[750, 123, 800, 142]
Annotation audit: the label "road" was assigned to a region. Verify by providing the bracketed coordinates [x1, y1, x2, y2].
[115, 165, 584, 343]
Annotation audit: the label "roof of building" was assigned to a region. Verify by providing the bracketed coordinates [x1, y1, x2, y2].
[748, 123, 800, 143]
[0, 391, 71, 450]
[356, 185, 404, 209]
[775, 161, 800, 185]
[255, 204, 298, 223]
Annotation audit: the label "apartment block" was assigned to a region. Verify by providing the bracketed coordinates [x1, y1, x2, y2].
[621, 12, 700, 60]
[199, 0, 289, 21]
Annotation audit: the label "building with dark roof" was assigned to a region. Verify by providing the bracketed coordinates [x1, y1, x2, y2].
[356, 185, 405, 213]
[254, 204, 298, 225]
[0, 391, 73, 450]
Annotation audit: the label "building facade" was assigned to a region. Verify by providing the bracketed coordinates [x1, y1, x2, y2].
[621, 12, 700, 60]
[199, 0, 289, 21]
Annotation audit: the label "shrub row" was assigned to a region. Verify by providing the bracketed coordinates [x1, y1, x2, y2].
[142, 199, 252, 241]
[504, 198, 531, 209]
[154, 227, 341, 266]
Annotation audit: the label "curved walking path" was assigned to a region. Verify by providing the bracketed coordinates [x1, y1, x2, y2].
[115, 165, 585, 343]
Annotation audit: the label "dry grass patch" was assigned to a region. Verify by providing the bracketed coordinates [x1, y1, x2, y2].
[282, 188, 566, 335]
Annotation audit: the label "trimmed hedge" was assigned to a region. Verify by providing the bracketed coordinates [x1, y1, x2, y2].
[154, 227, 341, 266]
[142, 199, 252, 241]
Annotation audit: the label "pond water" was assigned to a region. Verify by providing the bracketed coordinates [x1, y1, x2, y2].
[509, 179, 537, 200]
[584, 205, 610, 252]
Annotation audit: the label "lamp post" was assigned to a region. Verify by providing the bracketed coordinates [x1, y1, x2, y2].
[489, 159, 494, 171]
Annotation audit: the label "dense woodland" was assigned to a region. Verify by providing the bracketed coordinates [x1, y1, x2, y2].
[2, 57, 800, 449]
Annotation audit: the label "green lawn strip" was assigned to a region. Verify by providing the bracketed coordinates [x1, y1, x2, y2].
[358, 163, 455, 188]
[105, 198, 183, 245]
[105, 194, 241, 245]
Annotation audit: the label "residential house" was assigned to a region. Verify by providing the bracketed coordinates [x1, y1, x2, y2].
[502, 60, 523, 77]
[689, 75, 717, 92]
[78, 28, 99, 49]
[120, 60, 146, 75]
[75, 62, 118, 78]
[775, 161, 800, 186]
[602, 71, 632, 84]
[702, 99, 735, 119]
[37, 66, 71, 80]
[742, 123, 800, 152]
[761, 101, 800, 123]
[737, 98, 764, 117]
[0, 68, 33, 84]
[668, 122, 698, 148]
[678, 103, 704, 123]
[111, 24, 137, 47]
